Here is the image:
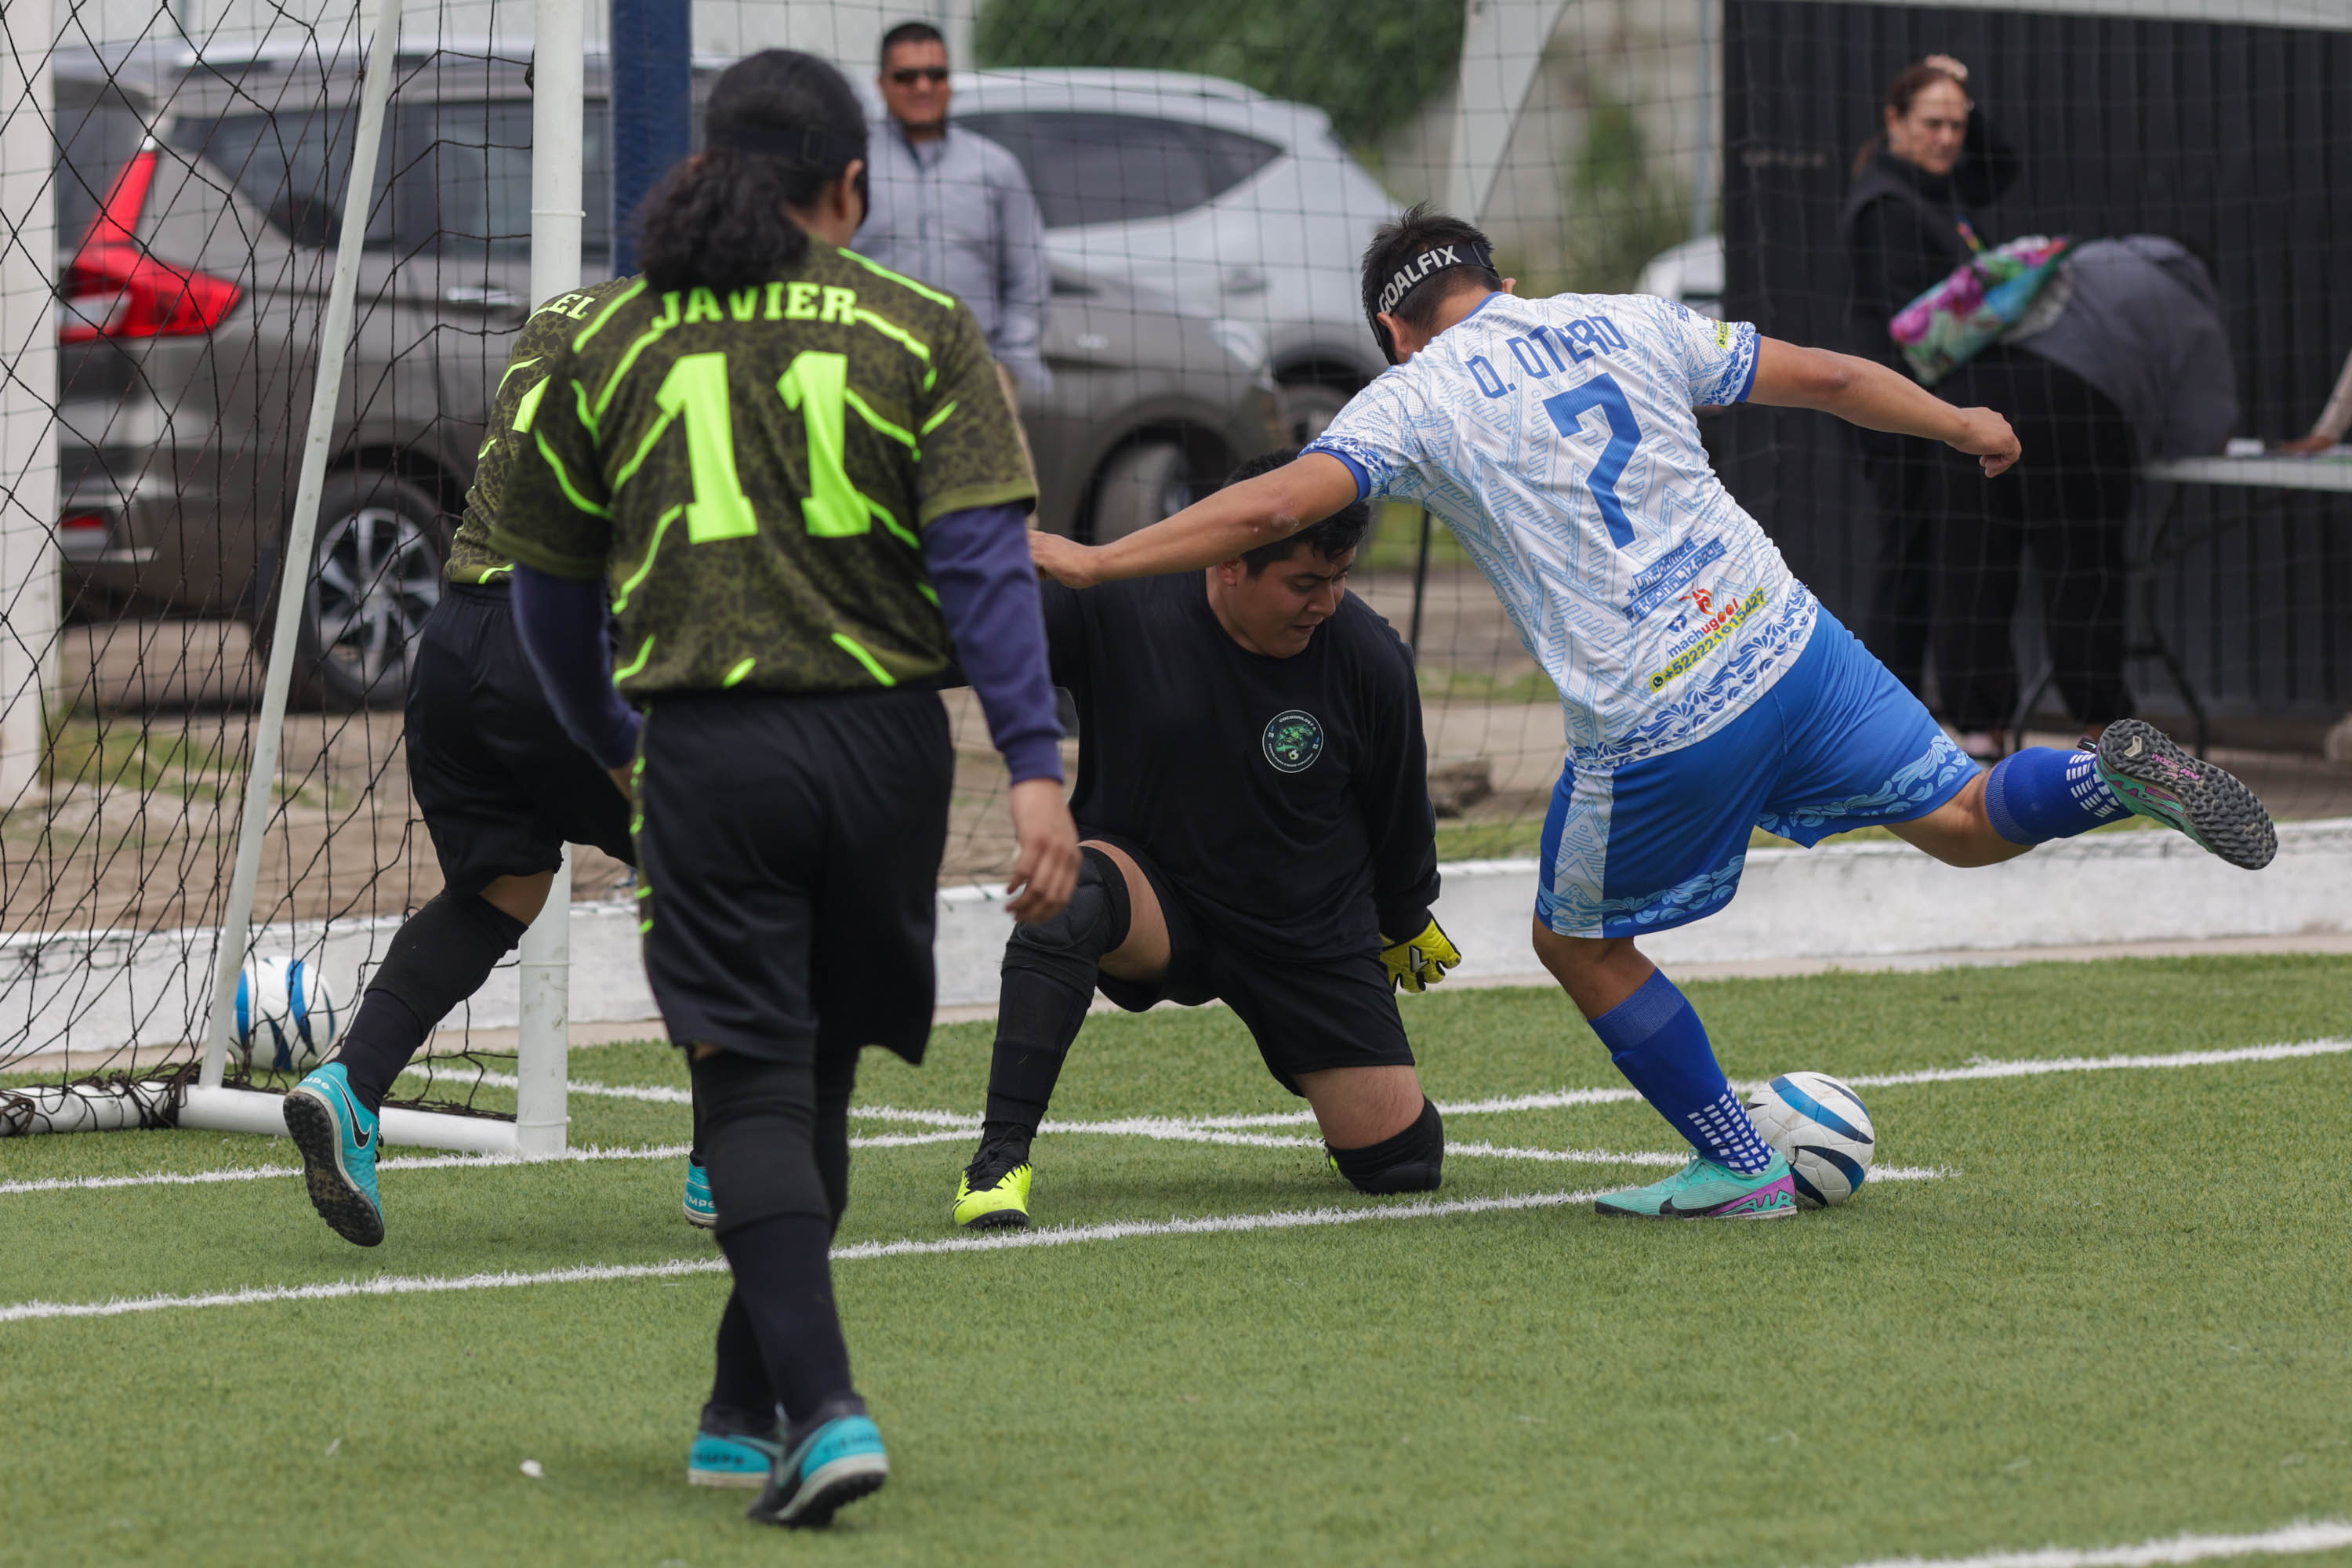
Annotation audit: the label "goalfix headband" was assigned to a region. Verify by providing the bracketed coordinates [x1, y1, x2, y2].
[1367, 238, 1497, 363]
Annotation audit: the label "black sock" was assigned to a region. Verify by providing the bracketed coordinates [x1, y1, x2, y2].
[982, 969, 1091, 1134]
[716, 1213, 858, 1427]
[333, 991, 430, 1114]
[702, 1290, 777, 1434]
[332, 891, 530, 1112]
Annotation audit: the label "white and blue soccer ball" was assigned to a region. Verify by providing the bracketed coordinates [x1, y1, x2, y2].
[234, 956, 343, 1073]
[1744, 1071, 1875, 1207]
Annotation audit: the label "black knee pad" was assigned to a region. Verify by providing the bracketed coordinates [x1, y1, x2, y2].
[1329, 1098, 1443, 1194]
[1000, 845, 1131, 997]
[688, 1048, 832, 1238]
[364, 891, 529, 1031]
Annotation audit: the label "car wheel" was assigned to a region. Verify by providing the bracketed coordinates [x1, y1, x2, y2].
[254, 471, 448, 711]
[1087, 442, 1196, 544]
[1276, 383, 1353, 447]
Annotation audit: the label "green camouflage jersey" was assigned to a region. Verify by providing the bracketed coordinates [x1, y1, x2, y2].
[445, 276, 644, 586]
[490, 244, 1036, 695]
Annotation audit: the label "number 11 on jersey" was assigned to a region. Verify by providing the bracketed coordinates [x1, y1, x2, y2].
[652, 349, 873, 544]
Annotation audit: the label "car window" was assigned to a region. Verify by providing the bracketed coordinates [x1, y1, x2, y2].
[176, 100, 612, 263]
[952, 111, 1279, 228]
[174, 107, 396, 249]
[391, 100, 613, 264]
[394, 99, 531, 260]
[53, 92, 151, 245]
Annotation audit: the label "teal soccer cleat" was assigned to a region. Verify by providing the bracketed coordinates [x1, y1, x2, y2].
[2093, 719, 2277, 870]
[745, 1403, 890, 1529]
[683, 1157, 717, 1230]
[1594, 1152, 1798, 1220]
[688, 1420, 782, 1489]
[283, 1062, 385, 1247]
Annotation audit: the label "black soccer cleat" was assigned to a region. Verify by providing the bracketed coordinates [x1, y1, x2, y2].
[2093, 719, 2278, 870]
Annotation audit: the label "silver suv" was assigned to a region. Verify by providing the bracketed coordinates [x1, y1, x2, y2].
[950, 69, 1401, 443]
[51, 47, 1273, 707]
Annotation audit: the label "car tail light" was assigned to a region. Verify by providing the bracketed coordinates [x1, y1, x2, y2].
[59, 513, 110, 532]
[60, 148, 241, 343]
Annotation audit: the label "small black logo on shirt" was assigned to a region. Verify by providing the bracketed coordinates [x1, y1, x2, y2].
[1262, 710, 1324, 774]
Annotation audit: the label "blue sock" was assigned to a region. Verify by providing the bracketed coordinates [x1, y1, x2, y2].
[1587, 970, 1774, 1175]
[1984, 746, 2127, 845]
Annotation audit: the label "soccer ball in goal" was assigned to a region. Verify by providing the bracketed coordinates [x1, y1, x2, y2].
[234, 957, 344, 1075]
[1744, 1072, 1875, 1208]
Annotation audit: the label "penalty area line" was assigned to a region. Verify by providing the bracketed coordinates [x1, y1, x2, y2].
[1830, 1518, 2352, 1568]
[0, 1187, 1614, 1323]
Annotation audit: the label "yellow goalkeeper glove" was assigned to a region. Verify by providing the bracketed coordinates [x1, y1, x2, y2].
[1380, 918, 1461, 994]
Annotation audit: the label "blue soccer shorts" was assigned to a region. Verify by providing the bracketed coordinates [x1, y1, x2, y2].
[1536, 608, 1976, 938]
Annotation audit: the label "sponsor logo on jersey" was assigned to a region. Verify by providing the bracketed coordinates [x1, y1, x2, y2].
[1647, 588, 1768, 691]
[1262, 710, 1325, 774]
[1623, 535, 1726, 623]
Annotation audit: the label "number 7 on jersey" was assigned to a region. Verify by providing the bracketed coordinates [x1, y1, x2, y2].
[1541, 373, 1642, 549]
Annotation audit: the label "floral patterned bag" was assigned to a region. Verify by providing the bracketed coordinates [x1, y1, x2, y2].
[1889, 234, 2074, 385]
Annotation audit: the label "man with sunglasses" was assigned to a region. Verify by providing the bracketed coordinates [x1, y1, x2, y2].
[861, 20, 1051, 426]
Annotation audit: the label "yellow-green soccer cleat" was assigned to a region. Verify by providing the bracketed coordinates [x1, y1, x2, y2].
[952, 1131, 1033, 1229]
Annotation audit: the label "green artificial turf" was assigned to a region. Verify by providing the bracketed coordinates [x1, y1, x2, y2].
[4, 956, 2350, 1567]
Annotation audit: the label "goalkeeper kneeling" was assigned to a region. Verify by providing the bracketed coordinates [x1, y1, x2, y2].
[953, 452, 1459, 1229]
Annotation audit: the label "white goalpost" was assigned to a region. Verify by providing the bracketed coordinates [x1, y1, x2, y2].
[7, 0, 589, 1156]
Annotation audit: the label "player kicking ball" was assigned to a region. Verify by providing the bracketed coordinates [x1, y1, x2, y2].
[281, 274, 643, 1250]
[494, 52, 1078, 1526]
[1031, 204, 2276, 1222]
[953, 451, 1458, 1230]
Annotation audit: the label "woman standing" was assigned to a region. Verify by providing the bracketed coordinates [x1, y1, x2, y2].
[1842, 55, 2018, 735]
[1847, 56, 2140, 757]
[493, 50, 1078, 1530]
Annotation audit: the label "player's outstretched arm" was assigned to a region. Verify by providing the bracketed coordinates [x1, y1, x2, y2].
[1748, 337, 2021, 477]
[1030, 453, 1362, 587]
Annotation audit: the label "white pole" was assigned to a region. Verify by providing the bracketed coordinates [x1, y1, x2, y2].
[199, 0, 403, 1087]
[512, 0, 586, 1160]
[0, 0, 60, 810]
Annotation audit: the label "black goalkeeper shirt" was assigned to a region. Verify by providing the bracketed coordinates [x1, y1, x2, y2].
[1044, 572, 1439, 961]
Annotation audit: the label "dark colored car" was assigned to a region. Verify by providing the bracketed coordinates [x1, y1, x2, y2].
[50, 46, 1275, 707]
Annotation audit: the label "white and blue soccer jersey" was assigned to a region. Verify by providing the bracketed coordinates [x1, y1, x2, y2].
[1305, 290, 1817, 771]
[1308, 289, 1973, 938]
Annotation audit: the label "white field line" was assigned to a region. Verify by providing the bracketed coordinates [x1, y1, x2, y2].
[0, 1188, 1611, 1323]
[1440, 1139, 1951, 1181]
[1840, 1037, 2352, 1090]
[416, 1037, 2352, 1127]
[16, 1034, 2338, 1197]
[0, 1142, 695, 1195]
[855, 1038, 2352, 1131]
[1832, 1519, 2352, 1568]
[2, 1128, 1813, 1196]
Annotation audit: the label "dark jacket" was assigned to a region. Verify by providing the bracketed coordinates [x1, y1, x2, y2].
[1842, 114, 2022, 361]
[2008, 236, 2238, 461]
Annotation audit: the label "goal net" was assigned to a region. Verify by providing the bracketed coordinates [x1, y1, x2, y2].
[4, 0, 2347, 1144]
[2, 0, 594, 1142]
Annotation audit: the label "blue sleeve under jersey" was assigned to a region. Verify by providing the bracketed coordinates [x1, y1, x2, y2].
[510, 565, 642, 771]
[924, 503, 1064, 786]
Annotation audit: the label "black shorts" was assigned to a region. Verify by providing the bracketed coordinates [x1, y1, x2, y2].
[405, 584, 636, 895]
[1087, 834, 1414, 1096]
[635, 688, 951, 1066]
